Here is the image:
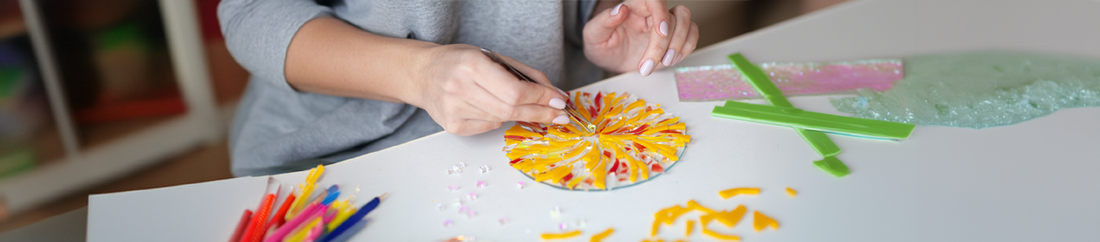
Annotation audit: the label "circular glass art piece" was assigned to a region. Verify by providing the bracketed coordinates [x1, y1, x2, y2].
[503, 91, 690, 191]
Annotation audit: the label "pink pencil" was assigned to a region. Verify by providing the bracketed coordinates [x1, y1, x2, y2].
[263, 202, 323, 242]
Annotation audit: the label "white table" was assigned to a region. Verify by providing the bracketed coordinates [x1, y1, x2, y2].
[87, 0, 1100, 241]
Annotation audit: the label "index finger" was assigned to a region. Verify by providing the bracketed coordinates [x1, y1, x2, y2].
[636, 0, 672, 76]
[476, 53, 568, 109]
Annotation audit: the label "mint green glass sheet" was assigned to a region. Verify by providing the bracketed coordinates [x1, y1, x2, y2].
[832, 51, 1100, 129]
[727, 53, 842, 157]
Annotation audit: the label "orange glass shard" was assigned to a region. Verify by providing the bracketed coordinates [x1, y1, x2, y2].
[752, 211, 780, 232]
[714, 205, 747, 228]
[540, 230, 582, 240]
[503, 92, 690, 190]
[786, 187, 797, 197]
[589, 228, 614, 242]
[685, 220, 695, 236]
[702, 227, 742, 241]
[718, 187, 761, 199]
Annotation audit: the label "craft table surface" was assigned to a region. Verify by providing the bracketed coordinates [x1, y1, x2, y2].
[87, 0, 1100, 241]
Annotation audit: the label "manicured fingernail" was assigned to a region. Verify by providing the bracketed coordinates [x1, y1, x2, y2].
[557, 88, 569, 97]
[549, 98, 566, 109]
[659, 21, 668, 36]
[662, 49, 675, 66]
[639, 59, 655, 77]
[552, 115, 570, 124]
[674, 53, 683, 65]
[611, 3, 623, 16]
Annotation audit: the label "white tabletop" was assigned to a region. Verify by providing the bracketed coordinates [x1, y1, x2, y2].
[88, 0, 1100, 241]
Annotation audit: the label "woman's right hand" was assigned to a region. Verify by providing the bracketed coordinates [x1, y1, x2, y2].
[409, 44, 571, 136]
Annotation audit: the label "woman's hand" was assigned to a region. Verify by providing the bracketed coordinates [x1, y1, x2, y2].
[583, 0, 700, 76]
[410, 44, 570, 136]
[286, 18, 568, 137]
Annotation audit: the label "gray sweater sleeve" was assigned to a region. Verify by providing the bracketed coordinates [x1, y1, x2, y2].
[218, 0, 332, 90]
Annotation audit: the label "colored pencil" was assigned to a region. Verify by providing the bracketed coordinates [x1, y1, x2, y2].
[321, 194, 383, 242]
[228, 209, 252, 242]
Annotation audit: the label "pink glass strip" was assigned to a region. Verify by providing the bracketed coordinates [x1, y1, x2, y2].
[674, 59, 904, 102]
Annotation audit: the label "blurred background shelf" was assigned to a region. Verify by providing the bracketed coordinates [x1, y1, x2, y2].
[0, 0, 222, 220]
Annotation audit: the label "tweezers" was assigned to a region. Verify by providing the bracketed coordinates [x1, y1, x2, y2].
[480, 47, 539, 84]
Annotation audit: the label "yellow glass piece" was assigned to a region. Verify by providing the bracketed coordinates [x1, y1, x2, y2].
[534, 165, 572, 183]
[686, 200, 717, 214]
[566, 175, 585, 189]
[685, 220, 695, 236]
[650, 220, 661, 237]
[752, 211, 780, 232]
[702, 227, 742, 241]
[655, 205, 692, 225]
[589, 228, 615, 242]
[540, 230, 582, 240]
[786, 187, 798, 197]
[505, 125, 543, 138]
[718, 187, 761, 199]
[592, 159, 607, 189]
[714, 205, 747, 228]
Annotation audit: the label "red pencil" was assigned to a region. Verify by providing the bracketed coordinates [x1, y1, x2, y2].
[243, 193, 277, 242]
[228, 209, 252, 242]
[268, 194, 297, 231]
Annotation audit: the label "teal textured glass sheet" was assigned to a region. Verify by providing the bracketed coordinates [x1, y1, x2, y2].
[832, 51, 1100, 129]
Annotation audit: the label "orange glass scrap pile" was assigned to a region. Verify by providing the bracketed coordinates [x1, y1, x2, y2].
[504, 92, 690, 190]
[647, 187, 781, 241]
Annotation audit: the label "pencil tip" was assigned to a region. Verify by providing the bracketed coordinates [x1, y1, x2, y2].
[379, 193, 389, 200]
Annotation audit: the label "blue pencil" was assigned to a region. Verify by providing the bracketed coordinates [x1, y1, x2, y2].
[321, 194, 383, 242]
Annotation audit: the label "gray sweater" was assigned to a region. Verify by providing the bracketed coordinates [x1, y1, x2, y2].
[219, 0, 602, 176]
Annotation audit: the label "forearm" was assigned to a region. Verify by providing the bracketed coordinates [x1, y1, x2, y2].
[285, 17, 435, 104]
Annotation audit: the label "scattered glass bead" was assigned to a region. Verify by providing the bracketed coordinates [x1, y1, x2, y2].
[443, 220, 453, 228]
[447, 166, 461, 175]
[448, 185, 461, 191]
[458, 205, 467, 213]
[467, 192, 478, 201]
[466, 210, 477, 219]
[517, 182, 526, 189]
[457, 162, 466, 168]
[475, 181, 487, 189]
[479, 165, 491, 173]
[452, 198, 463, 207]
[499, 217, 510, 225]
[550, 206, 562, 219]
[558, 222, 569, 230]
[576, 218, 587, 228]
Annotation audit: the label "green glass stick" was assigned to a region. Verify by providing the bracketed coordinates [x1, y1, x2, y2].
[712, 101, 915, 139]
[813, 156, 850, 177]
[727, 53, 841, 157]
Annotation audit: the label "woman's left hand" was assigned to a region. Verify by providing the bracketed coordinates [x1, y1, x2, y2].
[583, 0, 699, 76]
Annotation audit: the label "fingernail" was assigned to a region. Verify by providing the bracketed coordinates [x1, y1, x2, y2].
[611, 3, 623, 16]
[674, 53, 683, 65]
[659, 21, 668, 36]
[552, 115, 570, 124]
[557, 88, 569, 97]
[662, 49, 675, 66]
[639, 59, 655, 77]
[549, 98, 566, 109]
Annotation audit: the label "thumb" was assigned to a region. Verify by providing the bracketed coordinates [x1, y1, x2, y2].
[584, 3, 629, 43]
